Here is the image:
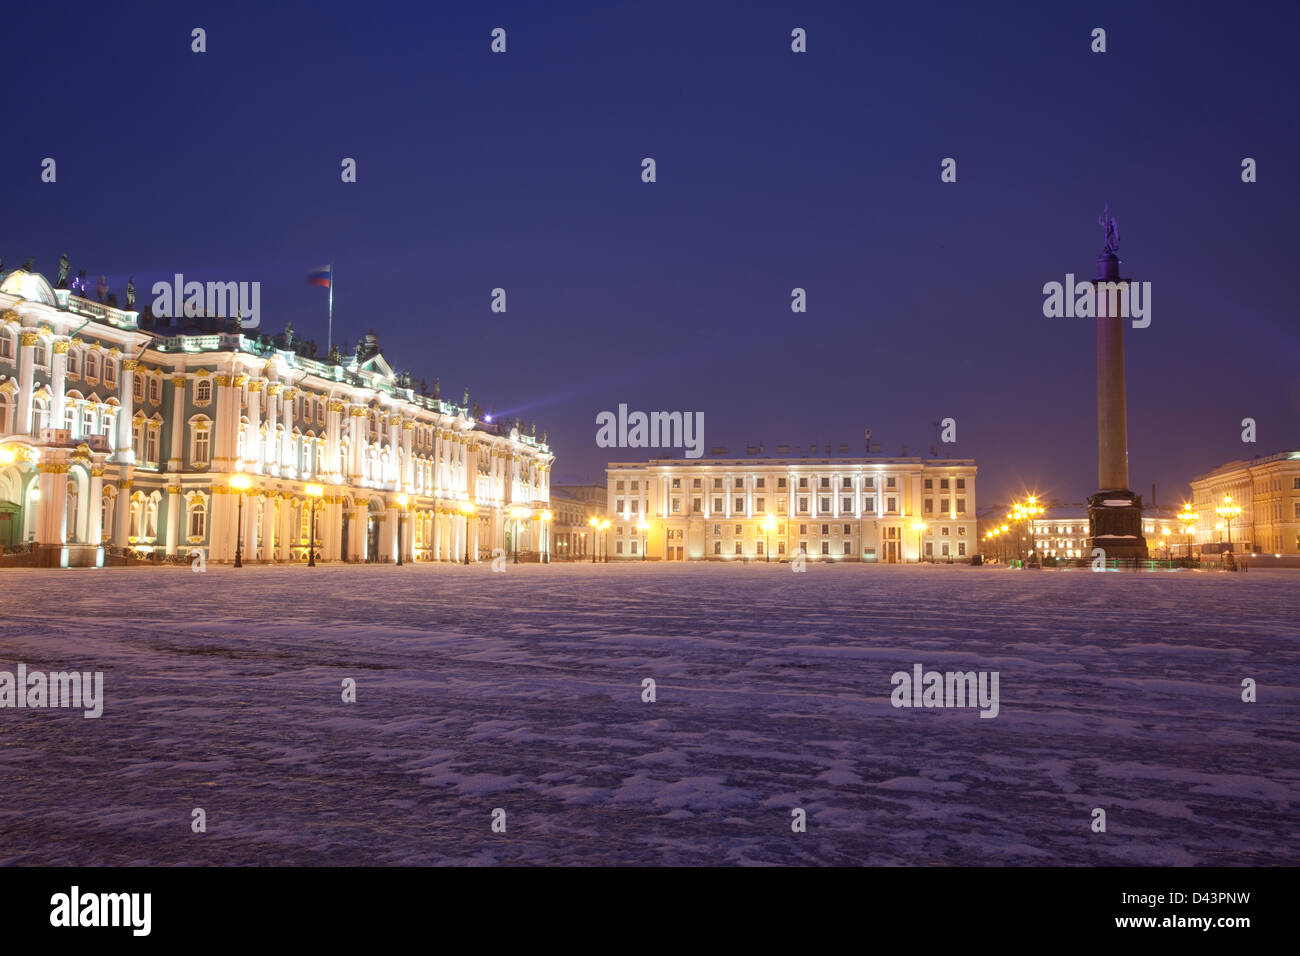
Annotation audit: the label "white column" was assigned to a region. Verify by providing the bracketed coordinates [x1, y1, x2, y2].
[51, 342, 69, 428]
[168, 376, 186, 471]
[16, 331, 37, 434]
[115, 359, 138, 463]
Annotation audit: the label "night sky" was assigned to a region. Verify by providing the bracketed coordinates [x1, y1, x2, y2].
[4, 1, 1297, 504]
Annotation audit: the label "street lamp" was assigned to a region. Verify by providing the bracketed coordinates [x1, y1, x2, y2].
[305, 483, 323, 566]
[1215, 494, 1241, 551]
[541, 510, 551, 564]
[1177, 503, 1197, 562]
[589, 516, 599, 564]
[230, 473, 251, 568]
[510, 506, 529, 563]
[911, 519, 926, 563]
[761, 518, 774, 562]
[600, 519, 610, 562]
[637, 520, 649, 560]
[396, 493, 408, 566]
[459, 501, 476, 564]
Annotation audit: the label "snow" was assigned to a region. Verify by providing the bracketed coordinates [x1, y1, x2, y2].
[0, 562, 1296, 866]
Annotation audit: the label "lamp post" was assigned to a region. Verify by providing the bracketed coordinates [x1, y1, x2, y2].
[637, 520, 649, 561]
[509, 506, 528, 563]
[1160, 528, 1170, 560]
[305, 483, 323, 566]
[912, 519, 926, 563]
[600, 519, 610, 562]
[541, 510, 551, 563]
[589, 517, 599, 564]
[459, 501, 475, 564]
[761, 518, 774, 562]
[230, 473, 251, 567]
[1215, 494, 1241, 551]
[1177, 503, 1196, 562]
[396, 493, 408, 565]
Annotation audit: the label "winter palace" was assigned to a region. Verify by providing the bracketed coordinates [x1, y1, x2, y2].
[0, 267, 553, 566]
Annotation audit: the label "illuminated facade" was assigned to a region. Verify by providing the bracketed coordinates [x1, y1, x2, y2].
[606, 456, 977, 562]
[0, 268, 552, 566]
[1188, 450, 1300, 555]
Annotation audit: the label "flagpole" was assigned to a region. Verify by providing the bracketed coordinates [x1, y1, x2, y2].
[327, 259, 334, 352]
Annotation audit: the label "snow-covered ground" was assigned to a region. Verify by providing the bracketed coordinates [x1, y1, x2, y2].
[0, 562, 1295, 866]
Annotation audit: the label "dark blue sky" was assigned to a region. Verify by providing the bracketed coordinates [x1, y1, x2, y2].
[5, 0, 1297, 503]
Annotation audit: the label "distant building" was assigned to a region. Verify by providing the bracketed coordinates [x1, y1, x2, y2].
[548, 485, 604, 559]
[1189, 450, 1300, 555]
[605, 454, 977, 562]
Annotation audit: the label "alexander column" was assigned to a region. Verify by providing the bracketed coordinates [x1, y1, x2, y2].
[1087, 204, 1148, 561]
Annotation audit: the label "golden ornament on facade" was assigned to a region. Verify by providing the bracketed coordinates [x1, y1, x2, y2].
[267, 383, 282, 395]
[20, 331, 39, 347]
[215, 375, 232, 387]
[329, 400, 345, 413]
[234, 375, 249, 388]
[172, 376, 187, 387]
[53, 341, 71, 354]
[91, 467, 105, 477]
[122, 359, 140, 371]
[349, 407, 366, 417]
[248, 380, 265, 392]
[0, 310, 19, 324]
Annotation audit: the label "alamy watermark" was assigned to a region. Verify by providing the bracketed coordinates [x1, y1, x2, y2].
[152, 273, 261, 328]
[0, 663, 103, 718]
[596, 404, 704, 459]
[1042, 274, 1151, 328]
[890, 663, 999, 718]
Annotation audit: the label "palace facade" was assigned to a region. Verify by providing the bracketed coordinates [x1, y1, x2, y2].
[0, 268, 552, 566]
[1189, 450, 1300, 555]
[606, 455, 977, 562]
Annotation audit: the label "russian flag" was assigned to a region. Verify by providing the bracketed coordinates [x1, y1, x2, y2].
[307, 264, 331, 288]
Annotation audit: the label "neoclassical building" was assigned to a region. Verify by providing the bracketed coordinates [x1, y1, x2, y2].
[1189, 449, 1300, 555]
[606, 455, 977, 562]
[0, 268, 553, 567]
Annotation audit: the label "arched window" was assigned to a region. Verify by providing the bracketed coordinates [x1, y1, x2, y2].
[195, 379, 212, 403]
[187, 496, 207, 540]
[85, 353, 98, 380]
[191, 418, 212, 466]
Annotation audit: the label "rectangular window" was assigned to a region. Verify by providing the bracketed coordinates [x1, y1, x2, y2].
[799, 497, 808, 512]
[194, 430, 210, 465]
[886, 477, 896, 488]
[616, 541, 624, 554]
[735, 497, 744, 511]
[924, 498, 933, 513]
[842, 541, 850, 555]
[820, 497, 830, 512]
[924, 479, 933, 490]
[799, 524, 806, 534]
[941, 498, 950, 514]
[616, 498, 624, 512]
[864, 497, 875, 512]
[820, 477, 830, 488]
[630, 480, 639, 491]
[714, 541, 721, 554]
[956, 498, 966, 514]
[756, 478, 766, 489]
[842, 497, 852, 512]
[777, 478, 787, 489]
[735, 541, 742, 554]
[777, 542, 786, 555]
[756, 541, 765, 555]
[693, 478, 702, 488]
[843, 524, 851, 535]
[671, 478, 680, 489]
[671, 498, 681, 513]
[714, 478, 723, 489]
[940, 479, 950, 490]
[886, 497, 896, 512]
[756, 497, 765, 512]
[630, 540, 637, 554]
[957, 478, 966, 490]
[616, 480, 624, 491]
[821, 542, 829, 555]
[734, 524, 742, 535]
[692, 498, 702, 513]
[714, 497, 723, 512]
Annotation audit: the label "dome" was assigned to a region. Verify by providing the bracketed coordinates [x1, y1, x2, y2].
[0, 269, 57, 306]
